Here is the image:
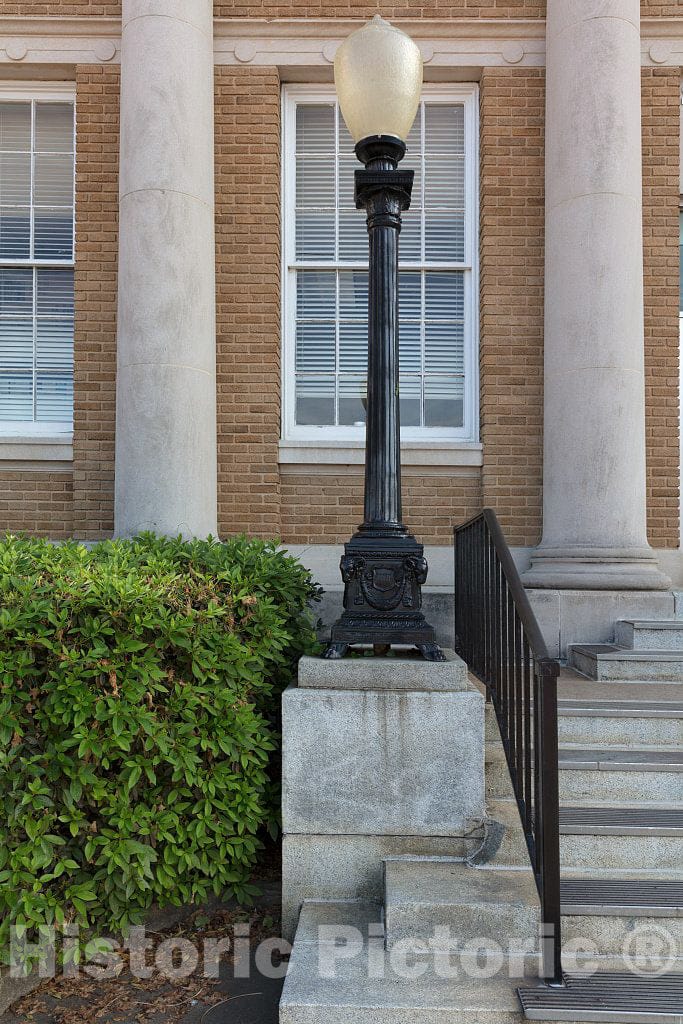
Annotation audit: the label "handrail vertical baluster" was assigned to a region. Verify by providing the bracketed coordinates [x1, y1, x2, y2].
[532, 662, 542, 878]
[514, 612, 523, 798]
[506, 589, 515, 768]
[483, 521, 490, 684]
[522, 634, 533, 835]
[500, 558, 508, 744]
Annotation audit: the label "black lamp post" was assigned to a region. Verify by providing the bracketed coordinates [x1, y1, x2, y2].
[324, 17, 444, 662]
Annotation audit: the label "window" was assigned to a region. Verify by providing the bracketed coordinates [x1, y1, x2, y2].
[0, 87, 75, 432]
[281, 84, 479, 443]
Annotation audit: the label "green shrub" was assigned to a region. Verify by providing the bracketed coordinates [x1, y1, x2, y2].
[0, 533, 321, 955]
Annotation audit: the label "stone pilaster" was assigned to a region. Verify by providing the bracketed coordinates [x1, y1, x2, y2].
[523, 0, 669, 590]
[114, 0, 217, 538]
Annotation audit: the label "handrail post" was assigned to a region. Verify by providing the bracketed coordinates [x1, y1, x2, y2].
[538, 657, 563, 986]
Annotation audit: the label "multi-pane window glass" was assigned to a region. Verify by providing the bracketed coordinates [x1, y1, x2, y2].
[0, 99, 74, 425]
[290, 97, 471, 434]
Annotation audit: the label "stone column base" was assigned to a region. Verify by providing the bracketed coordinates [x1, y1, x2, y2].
[522, 547, 671, 591]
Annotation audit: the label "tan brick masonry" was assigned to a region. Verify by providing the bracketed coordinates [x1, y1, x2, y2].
[479, 67, 545, 548]
[642, 67, 681, 550]
[72, 65, 120, 540]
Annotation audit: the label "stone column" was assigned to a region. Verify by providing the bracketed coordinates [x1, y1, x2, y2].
[523, 0, 669, 590]
[114, 0, 218, 538]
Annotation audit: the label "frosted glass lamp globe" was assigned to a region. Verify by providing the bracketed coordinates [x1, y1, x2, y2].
[334, 15, 423, 146]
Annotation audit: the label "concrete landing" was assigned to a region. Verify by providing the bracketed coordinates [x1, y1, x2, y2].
[279, 901, 551, 1024]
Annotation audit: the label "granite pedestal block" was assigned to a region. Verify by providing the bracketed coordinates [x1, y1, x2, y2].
[281, 652, 486, 940]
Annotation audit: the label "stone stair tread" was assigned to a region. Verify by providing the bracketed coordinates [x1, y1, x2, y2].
[558, 697, 683, 718]
[561, 869, 683, 881]
[385, 860, 538, 908]
[288, 898, 384, 944]
[618, 620, 683, 628]
[571, 644, 683, 662]
[518, 972, 683, 1023]
[560, 877, 683, 916]
[559, 806, 683, 835]
[558, 747, 683, 771]
[557, 682, 683, 703]
[557, 663, 602, 679]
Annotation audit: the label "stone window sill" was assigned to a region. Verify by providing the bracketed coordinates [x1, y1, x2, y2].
[278, 441, 483, 468]
[0, 431, 73, 464]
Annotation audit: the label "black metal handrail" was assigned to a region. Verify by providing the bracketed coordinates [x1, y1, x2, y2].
[454, 509, 563, 987]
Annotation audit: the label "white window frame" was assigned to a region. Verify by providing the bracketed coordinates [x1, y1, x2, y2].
[0, 81, 76, 443]
[281, 82, 480, 447]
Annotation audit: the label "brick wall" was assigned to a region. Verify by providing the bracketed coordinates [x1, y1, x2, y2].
[0, 471, 73, 538]
[642, 67, 680, 550]
[6, 1, 671, 17]
[72, 65, 120, 540]
[641, 1, 681, 13]
[479, 67, 545, 547]
[3, 2, 121, 12]
[2, 1, 546, 16]
[280, 470, 482, 545]
[216, 2, 544, 17]
[215, 67, 282, 538]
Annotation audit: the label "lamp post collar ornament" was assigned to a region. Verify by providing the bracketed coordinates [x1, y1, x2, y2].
[324, 16, 445, 662]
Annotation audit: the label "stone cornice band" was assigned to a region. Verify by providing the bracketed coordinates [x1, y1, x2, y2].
[0, 16, 681, 69]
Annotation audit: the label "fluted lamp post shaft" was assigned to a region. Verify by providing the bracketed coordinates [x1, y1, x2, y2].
[324, 18, 444, 662]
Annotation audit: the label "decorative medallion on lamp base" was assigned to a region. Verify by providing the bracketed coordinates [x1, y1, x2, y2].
[323, 133, 444, 663]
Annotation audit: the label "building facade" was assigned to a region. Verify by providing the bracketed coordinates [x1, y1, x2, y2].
[0, 1, 681, 594]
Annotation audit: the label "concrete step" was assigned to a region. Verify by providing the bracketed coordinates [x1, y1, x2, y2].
[383, 859, 539, 953]
[560, 805, 683, 836]
[557, 694, 683, 747]
[558, 748, 683, 804]
[280, 900, 552, 1024]
[489, 797, 683, 873]
[486, 741, 517, 800]
[487, 798, 534, 867]
[484, 687, 683, 747]
[615, 619, 683, 651]
[559, 877, 683, 957]
[557, 681, 683, 702]
[570, 644, 683, 682]
[559, 806, 683, 872]
[561, 877, 683, 917]
[561, 912, 682, 959]
[561, 872, 683, 958]
[519, 972, 683, 1023]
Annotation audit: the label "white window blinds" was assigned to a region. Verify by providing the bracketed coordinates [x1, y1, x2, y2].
[283, 87, 478, 442]
[0, 96, 75, 426]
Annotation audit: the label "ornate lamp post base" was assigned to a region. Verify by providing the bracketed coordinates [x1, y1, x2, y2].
[324, 531, 445, 661]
